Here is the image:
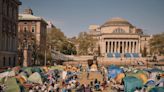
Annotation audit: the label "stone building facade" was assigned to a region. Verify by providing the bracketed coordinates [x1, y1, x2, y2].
[0, 0, 21, 67]
[89, 17, 150, 58]
[18, 9, 47, 66]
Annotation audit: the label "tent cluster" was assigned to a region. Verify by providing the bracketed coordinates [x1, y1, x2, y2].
[107, 65, 164, 92]
[0, 66, 64, 92]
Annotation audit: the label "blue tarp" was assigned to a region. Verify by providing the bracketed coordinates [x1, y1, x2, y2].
[132, 53, 139, 58]
[107, 53, 113, 58]
[114, 53, 121, 58]
[107, 65, 123, 79]
[125, 53, 131, 58]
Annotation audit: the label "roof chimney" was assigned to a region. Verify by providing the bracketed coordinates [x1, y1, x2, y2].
[23, 8, 33, 15]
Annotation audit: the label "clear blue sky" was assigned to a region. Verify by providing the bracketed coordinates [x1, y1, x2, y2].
[19, 0, 164, 37]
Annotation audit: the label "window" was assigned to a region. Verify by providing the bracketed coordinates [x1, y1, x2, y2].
[113, 28, 125, 33]
[3, 57, 5, 66]
[13, 57, 16, 66]
[32, 26, 35, 33]
[9, 57, 11, 66]
[24, 26, 28, 32]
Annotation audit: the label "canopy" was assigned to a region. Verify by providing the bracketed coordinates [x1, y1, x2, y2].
[107, 65, 123, 79]
[28, 72, 43, 84]
[123, 76, 143, 92]
[4, 77, 21, 92]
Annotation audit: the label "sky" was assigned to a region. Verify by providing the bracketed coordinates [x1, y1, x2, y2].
[19, 0, 164, 37]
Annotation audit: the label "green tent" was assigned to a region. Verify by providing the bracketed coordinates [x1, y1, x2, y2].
[123, 76, 143, 92]
[31, 67, 42, 73]
[28, 72, 43, 84]
[22, 67, 32, 75]
[149, 87, 164, 92]
[4, 77, 21, 92]
[48, 65, 64, 70]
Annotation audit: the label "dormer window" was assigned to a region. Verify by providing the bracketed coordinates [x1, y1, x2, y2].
[113, 28, 125, 33]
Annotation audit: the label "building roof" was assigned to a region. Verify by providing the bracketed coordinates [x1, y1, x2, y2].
[101, 17, 132, 27]
[19, 14, 42, 20]
[19, 14, 47, 24]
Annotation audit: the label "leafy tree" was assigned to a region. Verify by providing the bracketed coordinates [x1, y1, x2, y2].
[18, 31, 41, 66]
[47, 28, 77, 56]
[149, 32, 164, 55]
[76, 32, 97, 55]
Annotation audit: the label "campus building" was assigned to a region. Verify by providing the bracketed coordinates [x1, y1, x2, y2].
[18, 8, 47, 66]
[0, 0, 21, 67]
[89, 17, 150, 58]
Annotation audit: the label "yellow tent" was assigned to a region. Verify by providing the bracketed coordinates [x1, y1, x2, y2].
[42, 66, 49, 72]
[15, 75, 26, 84]
[90, 64, 98, 71]
[115, 73, 125, 84]
[138, 73, 148, 84]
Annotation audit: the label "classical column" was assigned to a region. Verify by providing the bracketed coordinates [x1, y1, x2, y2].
[114, 41, 116, 53]
[132, 41, 135, 53]
[108, 41, 110, 53]
[118, 41, 120, 53]
[106, 41, 108, 53]
[125, 41, 127, 53]
[122, 41, 124, 53]
[111, 41, 113, 53]
[129, 41, 131, 53]
[138, 40, 140, 53]
[136, 41, 139, 53]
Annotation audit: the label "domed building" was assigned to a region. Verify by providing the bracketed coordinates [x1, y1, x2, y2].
[89, 17, 150, 58]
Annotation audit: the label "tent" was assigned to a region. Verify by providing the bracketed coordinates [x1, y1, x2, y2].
[22, 67, 32, 75]
[149, 87, 164, 92]
[4, 77, 21, 92]
[31, 67, 42, 73]
[28, 72, 43, 84]
[48, 65, 64, 70]
[90, 64, 98, 71]
[126, 72, 148, 84]
[115, 73, 125, 84]
[107, 65, 123, 79]
[145, 80, 156, 86]
[16, 75, 27, 84]
[123, 76, 143, 92]
[144, 68, 164, 73]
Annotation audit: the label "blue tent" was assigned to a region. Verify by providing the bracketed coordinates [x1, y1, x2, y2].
[107, 65, 123, 79]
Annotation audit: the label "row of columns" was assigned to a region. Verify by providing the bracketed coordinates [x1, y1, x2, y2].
[105, 40, 139, 53]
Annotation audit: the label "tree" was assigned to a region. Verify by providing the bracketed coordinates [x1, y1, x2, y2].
[149, 32, 164, 55]
[76, 32, 97, 55]
[47, 28, 77, 57]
